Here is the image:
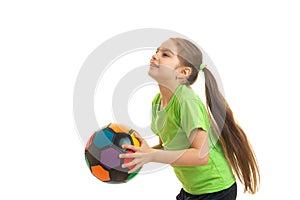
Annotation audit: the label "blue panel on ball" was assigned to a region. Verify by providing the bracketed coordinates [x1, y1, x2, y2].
[93, 129, 114, 149]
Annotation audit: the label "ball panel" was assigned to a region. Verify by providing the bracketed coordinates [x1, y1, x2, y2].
[93, 129, 114, 149]
[85, 148, 101, 167]
[100, 147, 121, 169]
[86, 143, 102, 164]
[91, 165, 110, 182]
[85, 132, 96, 150]
[109, 123, 131, 133]
[130, 131, 141, 147]
[113, 133, 133, 149]
[110, 167, 129, 182]
[126, 168, 141, 182]
[84, 154, 90, 168]
[123, 150, 135, 170]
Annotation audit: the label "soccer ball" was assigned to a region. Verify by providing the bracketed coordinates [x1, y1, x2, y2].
[84, 123, 141, 183]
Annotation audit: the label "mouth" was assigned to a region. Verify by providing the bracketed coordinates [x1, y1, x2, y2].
[150, 63, 159, 68]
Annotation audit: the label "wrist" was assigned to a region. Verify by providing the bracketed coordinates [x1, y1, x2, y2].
[148, 148, 159, 162]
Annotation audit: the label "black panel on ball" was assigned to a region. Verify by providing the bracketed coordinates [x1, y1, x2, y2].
[109, 167, 129, 182]
[113, 133, 133, 150]
[85, 148, 100, 167]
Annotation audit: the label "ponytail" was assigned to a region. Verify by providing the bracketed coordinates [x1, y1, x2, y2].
[203, 68, 260, 194]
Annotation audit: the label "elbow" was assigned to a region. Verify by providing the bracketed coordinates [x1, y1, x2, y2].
[199, 152, 209, 166]
[202, 154, 209, 165]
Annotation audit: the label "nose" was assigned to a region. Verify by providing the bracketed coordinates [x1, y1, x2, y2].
[151, 52, 158, 61]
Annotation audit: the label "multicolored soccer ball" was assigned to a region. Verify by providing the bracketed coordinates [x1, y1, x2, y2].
[84, 123, 141, 183]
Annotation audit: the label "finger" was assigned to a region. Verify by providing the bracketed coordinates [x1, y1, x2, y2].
[128, 164, 142, 174]
[122, 144, 139, 151]
[122, 159, 138, 168]
[133, 132, 146, 144]
[133, 132, 145, 143]
[119, 152, 137, 159]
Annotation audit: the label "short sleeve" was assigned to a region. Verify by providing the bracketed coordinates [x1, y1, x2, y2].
[180, 98, 209, 138]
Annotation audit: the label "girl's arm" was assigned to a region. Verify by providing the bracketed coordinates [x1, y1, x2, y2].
[120, 128, 209, 173]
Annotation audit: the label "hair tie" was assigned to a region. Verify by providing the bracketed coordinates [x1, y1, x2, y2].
[199, 63, 206, 71]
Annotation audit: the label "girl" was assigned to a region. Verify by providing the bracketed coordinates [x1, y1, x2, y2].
[119, 38, 260, 199]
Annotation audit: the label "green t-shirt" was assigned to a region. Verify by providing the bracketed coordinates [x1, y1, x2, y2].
[151, 84, 235, 195]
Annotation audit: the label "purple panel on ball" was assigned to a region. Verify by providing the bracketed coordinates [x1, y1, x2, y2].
[101, 147, 121, 169]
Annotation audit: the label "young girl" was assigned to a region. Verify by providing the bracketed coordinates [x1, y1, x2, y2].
[119, 37, 260, 199]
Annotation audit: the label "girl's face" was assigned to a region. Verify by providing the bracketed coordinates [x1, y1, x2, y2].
[148, 39, 182, 85]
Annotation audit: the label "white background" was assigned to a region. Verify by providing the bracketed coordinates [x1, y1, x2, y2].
[1, 1, 299, 199]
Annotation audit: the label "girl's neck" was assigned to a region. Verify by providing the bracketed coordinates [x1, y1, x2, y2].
[158, 83, 180, 109]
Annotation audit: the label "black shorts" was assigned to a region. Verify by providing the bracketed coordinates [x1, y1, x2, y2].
[176, 182, 237, 200]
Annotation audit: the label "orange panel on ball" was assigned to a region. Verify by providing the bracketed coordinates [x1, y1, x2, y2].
[91, 165, 110, 181]
[109, 123, 131, 133]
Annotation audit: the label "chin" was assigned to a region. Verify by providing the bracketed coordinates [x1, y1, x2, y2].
[148, 71, 159, 82]
[148, 70, 155, 78]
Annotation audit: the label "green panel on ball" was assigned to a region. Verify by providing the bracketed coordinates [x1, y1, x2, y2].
[84, 154, 90, 168]
[126, 168, 141, 182]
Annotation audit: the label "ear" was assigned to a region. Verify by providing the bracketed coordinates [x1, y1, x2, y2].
[178, 66, 192, 78]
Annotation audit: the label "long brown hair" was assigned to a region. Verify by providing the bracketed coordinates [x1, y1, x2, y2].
[171, 37, 260, 194]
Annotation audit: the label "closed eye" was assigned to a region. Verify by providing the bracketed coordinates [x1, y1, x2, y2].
[156, 48, 174, 57]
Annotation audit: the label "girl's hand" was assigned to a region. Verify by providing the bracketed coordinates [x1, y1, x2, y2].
[119, 132, 156, 174]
